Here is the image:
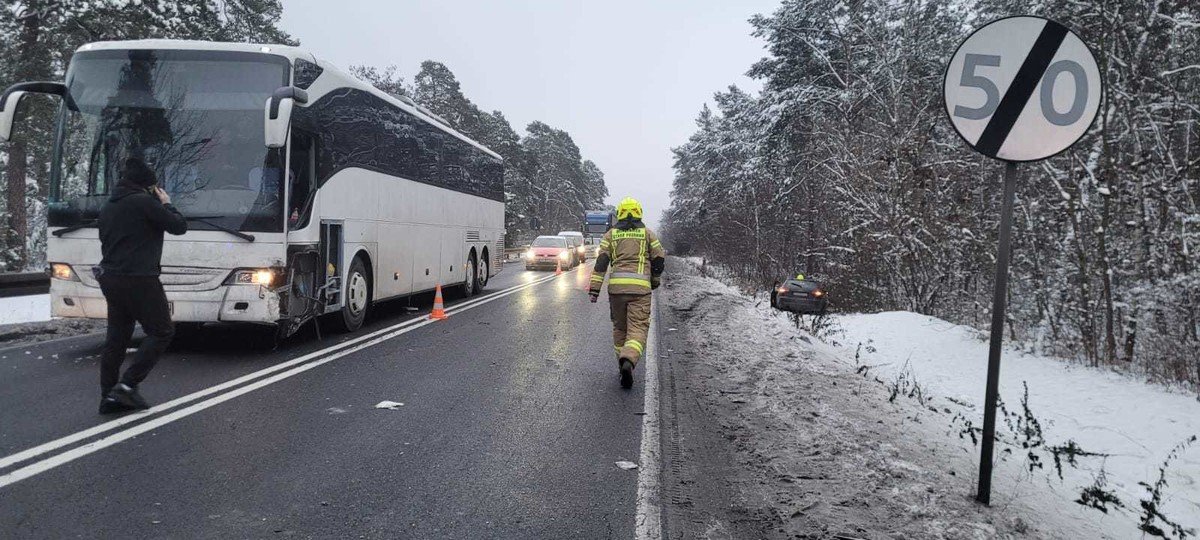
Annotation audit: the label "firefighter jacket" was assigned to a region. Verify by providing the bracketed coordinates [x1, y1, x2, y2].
[589, 220, 666, 296]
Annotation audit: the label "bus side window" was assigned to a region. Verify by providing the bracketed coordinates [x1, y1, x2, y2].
[290, 131, 316, 229]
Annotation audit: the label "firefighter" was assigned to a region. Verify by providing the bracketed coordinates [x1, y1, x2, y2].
[588, 197, 666, 389]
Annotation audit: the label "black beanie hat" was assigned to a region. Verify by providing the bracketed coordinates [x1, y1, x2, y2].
[121, 158, 157, 188]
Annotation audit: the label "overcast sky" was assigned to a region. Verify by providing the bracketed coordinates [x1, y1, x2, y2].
[280, 0, 781, 228]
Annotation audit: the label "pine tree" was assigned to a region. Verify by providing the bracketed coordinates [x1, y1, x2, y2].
[0, 0, 293, 271]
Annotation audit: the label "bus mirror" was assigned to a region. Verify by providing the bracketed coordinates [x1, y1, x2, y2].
[0, 81, 68, 142]
[0, 91, 26, 143]
[264, 87, 309, 149]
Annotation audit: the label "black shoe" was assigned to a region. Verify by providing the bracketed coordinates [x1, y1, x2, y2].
[619, 359, 634, 389]
[98, 396, 136, 415]
[109, 383, 150, 410]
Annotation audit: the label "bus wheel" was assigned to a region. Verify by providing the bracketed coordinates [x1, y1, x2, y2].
[477, 256, 489, 291]
[460, 252, 477, 298]
[334, 256, 370, 332]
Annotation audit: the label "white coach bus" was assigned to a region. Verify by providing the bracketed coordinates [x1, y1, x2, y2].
[0, 40, 505, 336]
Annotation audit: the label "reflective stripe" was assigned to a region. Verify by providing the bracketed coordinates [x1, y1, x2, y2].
[609, 277, 651, 288]
[611, 271, 648, 280]
[624, 340, 644, 354]
[651, 240, 662, 249]
[637, 231, 647, 275]
[590, 275, 605, 282]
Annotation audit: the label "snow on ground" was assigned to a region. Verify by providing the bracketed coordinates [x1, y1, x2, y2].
[663, 257, 1200, 538]
[0, 294, 51, 325]
[661, 258, 1110, 539]
[830, 311, 1200, 538]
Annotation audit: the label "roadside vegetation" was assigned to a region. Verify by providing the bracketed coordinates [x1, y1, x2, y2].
[661, 0, 1200, 388]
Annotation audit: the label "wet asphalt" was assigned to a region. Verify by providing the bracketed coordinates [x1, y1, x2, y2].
[0, 265, 648, 539]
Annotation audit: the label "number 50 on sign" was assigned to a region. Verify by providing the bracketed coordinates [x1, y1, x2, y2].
[943, 16, 1102, 162]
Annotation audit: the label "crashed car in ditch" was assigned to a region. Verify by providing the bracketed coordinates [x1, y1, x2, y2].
[770, 276, 828, 315]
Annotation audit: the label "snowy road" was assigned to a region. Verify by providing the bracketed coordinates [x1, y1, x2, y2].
[0, 267, 651, 538]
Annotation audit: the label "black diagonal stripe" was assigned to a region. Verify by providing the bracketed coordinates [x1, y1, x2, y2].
[974, 20, 1069, 158]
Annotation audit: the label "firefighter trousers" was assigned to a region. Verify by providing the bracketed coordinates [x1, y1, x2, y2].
[609, 293, 651, 367]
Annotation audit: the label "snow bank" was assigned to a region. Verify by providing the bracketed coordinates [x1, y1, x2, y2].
[661, 259, 1098, 538]
[832, 311, 1200, 537]
[0, 295, 51, 325]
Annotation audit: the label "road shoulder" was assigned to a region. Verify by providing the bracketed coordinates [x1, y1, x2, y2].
[654, 258, 1051, 539]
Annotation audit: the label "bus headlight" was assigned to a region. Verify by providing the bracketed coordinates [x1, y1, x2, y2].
[50, 263, 79, 281]
[226, 268, 281, 287]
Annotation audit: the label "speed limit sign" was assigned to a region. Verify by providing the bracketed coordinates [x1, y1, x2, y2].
[944, 16, 1103, 507]
[944, 16, 1101, 162]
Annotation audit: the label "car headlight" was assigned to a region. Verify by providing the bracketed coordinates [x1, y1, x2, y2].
[525, 250, 535, 259]
[812, 290, 824, 297]
[226, 268, 281, 286]
[50, 263, 79, 282]
[559, 251, 570, 260]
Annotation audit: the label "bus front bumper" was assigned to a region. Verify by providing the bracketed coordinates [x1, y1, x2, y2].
[50, 280, 282, 325]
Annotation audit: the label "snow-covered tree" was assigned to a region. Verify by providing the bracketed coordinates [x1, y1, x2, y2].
[0, 0, 294, 272]
[664, 0, 1200, 386]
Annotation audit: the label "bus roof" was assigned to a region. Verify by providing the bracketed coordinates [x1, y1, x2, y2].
[74, 40, 503, 161]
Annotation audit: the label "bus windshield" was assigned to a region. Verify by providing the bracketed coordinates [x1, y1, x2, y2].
[48, 49, 290, 232]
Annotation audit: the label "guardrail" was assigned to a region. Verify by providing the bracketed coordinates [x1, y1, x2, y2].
[0, 272, 50, 299]
[503, 247, 528, 261]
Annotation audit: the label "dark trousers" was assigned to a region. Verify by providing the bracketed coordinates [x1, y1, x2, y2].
[98, 275, 175, 398]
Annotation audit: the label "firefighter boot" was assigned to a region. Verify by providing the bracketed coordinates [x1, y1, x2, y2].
[619, 358, 634, 389]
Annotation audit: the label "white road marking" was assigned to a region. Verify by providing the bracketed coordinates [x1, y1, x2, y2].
[635, 299, 663, 540]
[0, 271, 563, 482]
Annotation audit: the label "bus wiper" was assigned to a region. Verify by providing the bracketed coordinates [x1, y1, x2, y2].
[51, 220, 97, 237]
[185, 216, 256, 242]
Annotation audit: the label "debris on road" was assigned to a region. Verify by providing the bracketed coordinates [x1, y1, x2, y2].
[614, 460, 638, 470]
[374, 401, 404, 410]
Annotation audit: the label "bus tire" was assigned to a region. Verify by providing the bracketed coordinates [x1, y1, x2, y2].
[333, 256, 370, 332]
[460, 251, 478, 298]
[477, 255, 489, 291]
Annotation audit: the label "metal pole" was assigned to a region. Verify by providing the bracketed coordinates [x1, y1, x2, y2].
[977, 161, 1018, 505]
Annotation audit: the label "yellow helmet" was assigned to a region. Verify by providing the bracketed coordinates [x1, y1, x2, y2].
[616, 197, 643, 221]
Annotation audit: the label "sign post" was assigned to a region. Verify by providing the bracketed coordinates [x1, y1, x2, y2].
[942, 15, 1102, 505]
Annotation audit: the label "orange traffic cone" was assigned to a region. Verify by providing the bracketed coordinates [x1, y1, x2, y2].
[555, 259, 563, 276]
[429, 284, 448, 320]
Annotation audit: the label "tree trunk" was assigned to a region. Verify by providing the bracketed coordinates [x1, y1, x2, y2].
[5, 2, 46, 270]
[6, 141, 29, 267]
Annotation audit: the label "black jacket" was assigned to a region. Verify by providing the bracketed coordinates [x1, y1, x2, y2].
[98, 185, 188, 276]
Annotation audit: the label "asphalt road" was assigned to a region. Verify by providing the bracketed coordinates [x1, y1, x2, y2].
[0, 264, 649, 539]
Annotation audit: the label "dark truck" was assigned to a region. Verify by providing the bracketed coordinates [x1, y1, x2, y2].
[583, 210, 614, 256]
[584, 210, 613, 238]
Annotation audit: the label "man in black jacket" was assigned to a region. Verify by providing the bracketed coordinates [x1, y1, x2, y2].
[96, 158, 188, 414]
